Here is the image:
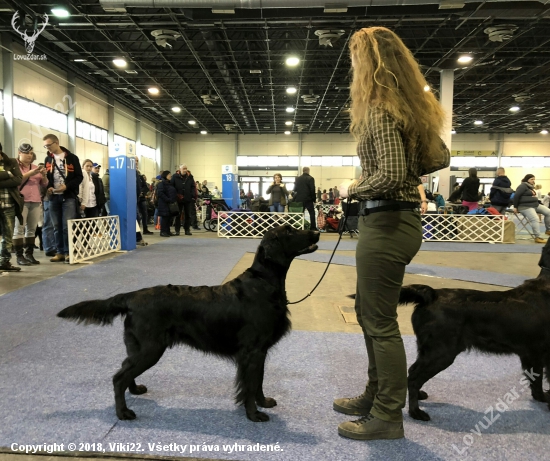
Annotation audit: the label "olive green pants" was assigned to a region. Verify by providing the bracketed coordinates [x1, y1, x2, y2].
[355, 210, 422, 423]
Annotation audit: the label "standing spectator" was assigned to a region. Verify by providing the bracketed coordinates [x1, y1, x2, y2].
[489, 167, 513, 214]
[13, 144, 48, 266]
[156, 170, 177, 237]
[196, 181, 202, 198]
[171, 164, 197, 235]
[321, 189, 329, 204]
[79, 159, 105, 218]
[44, 134, 83, 263]
[137, 170, 152, 234]
[266, 173, 289, 213]
[91, 163, 106, 216]
[513, 174, 550, 243]
[293, 167, 317, 231]
[316, 187, 322, 202]
[335, 26, 448, 441]
[333, 185, 340, 200]
[328, 188, 334, 204]
[0, 143, 24, 272]
[246, 190, 254, 209]
[102, 169, 110, 214]
[456, 168, 482, 211]
[212, 185, 220, 198]
[41, 163, 56, 257]
[187, 170, 200, 230]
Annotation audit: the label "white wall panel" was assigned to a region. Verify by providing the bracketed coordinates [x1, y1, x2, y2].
[76, 93, 108, 129]
[141, 122, 156, 148]
[75, 138, 108, 167]
[13, 63, 69, 112]
[161, 134, 173, 172]
[114, 102, 136, 140]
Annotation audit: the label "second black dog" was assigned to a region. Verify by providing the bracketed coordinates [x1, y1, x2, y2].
[401, 240, 550, 421]
[57, 225, 320, 422]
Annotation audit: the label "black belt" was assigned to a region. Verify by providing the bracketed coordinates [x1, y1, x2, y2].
[358, 200, 419, 216]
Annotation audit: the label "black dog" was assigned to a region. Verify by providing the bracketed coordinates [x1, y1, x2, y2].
[58, 225, 320, 422]
[401, 240, 550, 421]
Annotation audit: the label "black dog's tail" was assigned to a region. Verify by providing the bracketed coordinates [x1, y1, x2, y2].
[57, 293, 130, 326]
[399, 284, 438, 308]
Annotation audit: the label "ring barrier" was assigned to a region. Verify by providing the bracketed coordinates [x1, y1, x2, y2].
[68, 215, 122, 264]
[422, 214, 514, 243]
[217, 211, 305, 238]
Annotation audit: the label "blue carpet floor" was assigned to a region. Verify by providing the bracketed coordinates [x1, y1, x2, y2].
[1, 236, 548, 460]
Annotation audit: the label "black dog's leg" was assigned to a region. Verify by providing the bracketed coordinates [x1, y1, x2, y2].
[520, 357, 545, 403]
[236, 350, 270, 422]
[408, 349, 457, 421]
[113, 343, 166, 420]
[254, 355, 277, 409]
[124, 332, 148, 395]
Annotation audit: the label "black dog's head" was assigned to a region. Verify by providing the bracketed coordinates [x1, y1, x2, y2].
[257, 225, 320, 268]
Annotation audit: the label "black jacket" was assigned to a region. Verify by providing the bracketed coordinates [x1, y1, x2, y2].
[513, 182, 538, 210]
[91, 172, 106, 207]
[293, 173, 316, 203]
[458, 177, 481, 202]
[489, 175, 512, 206]
[171, 172, 197, 203]
[0, 152, 23, 223]
[156, 179, 177, 217]
[44, 147, 83, 199]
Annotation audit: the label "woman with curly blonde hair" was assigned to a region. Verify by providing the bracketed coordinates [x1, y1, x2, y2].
[335, 27, 449, 441]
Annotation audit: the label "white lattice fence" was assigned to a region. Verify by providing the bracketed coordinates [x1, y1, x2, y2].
[422, 214, 510, 243]
[217, 212, 304, 238]
[68, 216, 122, 264]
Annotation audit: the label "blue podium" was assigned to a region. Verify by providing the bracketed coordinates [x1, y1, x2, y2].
[221, 164, 239, 209]
[109, 141, 137, 250]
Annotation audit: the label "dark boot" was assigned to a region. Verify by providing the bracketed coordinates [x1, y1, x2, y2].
[24, 237, 40, 264]
[0, 260, 21, 272]
[14, 241, 31, 266]
[36, 226, 43, 251]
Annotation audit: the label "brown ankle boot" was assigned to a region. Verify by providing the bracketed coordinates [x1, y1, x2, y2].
[24, 237, 40, 264]
[15, 242, 31, 266]
[50, 253, 65, 262]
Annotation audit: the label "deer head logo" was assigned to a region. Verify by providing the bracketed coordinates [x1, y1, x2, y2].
[11, 11, 49, 54]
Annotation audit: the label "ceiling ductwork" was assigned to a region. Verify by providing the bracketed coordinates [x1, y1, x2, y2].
[99, 0, 546, 13]
[483, 24, 518, 42]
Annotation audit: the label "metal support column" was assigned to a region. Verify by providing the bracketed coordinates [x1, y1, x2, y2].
[2, 33, 14, 156]
[67, 72, 76, 153]
[439, 69, 454, 196]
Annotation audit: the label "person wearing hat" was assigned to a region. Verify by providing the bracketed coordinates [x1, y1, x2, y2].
[102, 169, 110, 215]
[0, 142, 24, 271]
[91, 163, 105, 215]
[12, 143, 48, 266]
[92, 163, 101, 175]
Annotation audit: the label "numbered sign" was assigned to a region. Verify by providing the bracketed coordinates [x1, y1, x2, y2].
[221, 165, 239, 209]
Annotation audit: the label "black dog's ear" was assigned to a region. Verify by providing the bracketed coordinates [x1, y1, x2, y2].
[261, 234, 289, 267]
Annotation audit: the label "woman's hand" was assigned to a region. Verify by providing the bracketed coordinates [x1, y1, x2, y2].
[420, 201, 428, 214]
[80, 204, 86, 211]
[338, 179, 355, 199]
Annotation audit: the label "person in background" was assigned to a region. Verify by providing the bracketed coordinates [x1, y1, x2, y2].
[455, 168, 481, 211]
[187, 170, 200, 230]
[489, 167, 513, 214]
[40, 161, 56, 257]
[328, 187, 334, 204]
[513, 174, 550, 243]
[91, 163, 106, 216]
[321, 189, 329, 204]
[433, 192, 446, 210]
[246, 189, 254, 209]
[13, 144, 48, 266]
[102, 169, 110, 215]
[293, 167, 317, 231]
[542, 191, 550, 208]
[333, 185, 340, 201]
[335, 26, 448, 441]
[535, 184, 543, 222]
[92, 163, 101, 176]
[212, 185, 220, 198]
[156, 170, 176, 237]
[171, 164, 197, 236]
[79, 159, 105, 218]
[43, 133, 83, 264]
[196, 181, 202, 198]
[316, 187, 322, 202]
[0, 142, 24, 272]
[266, 173, 289, 213]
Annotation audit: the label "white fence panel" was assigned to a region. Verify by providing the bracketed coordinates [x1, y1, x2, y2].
[217, 212, 304, 238]
[68, 215, 122, 264]
[422, 214, 508, 243]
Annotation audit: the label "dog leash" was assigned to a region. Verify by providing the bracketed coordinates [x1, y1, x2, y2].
[287, 198, 351, 305]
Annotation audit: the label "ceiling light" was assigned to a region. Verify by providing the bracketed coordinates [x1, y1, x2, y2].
[148, 87, 159, 95]
[51, 7, 70, 18]
[509, 106, 520, 112]
[258, 108, 268, 111]
[285, 56, 300, 66]
[188, 120, 196, 125]
[285, 121, 293, 126]
[73, 58, 87, 62]
[474, 120, 483, 125]
[113, 58, 127, 68]
[457, 55, 473, 64]
[451, 130, 456, 134]
[286, 107, 295, 113]
[286, 87, 297, 94]
[171, 106, 181, 113]
[200, 130, 207, 135]
[541, 130, 548, 135]
[284, 131, 291, 135]
[423, 85, 430, 92]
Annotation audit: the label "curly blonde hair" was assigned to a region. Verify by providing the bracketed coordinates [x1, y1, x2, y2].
[349, 27, 446, 163]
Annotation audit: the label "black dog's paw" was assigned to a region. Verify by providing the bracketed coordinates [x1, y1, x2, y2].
[117, 407, 137, 420]
[247, 411, 270, 422]
[418, 390, 429, 401]
[257, 397, 277, 408]
[129, 384, 148, 395]
[409, 407, 431, 421]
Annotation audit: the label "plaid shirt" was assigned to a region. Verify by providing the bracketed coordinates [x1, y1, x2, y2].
[348, 107, 422, 203]
[0, 160, 14, 209]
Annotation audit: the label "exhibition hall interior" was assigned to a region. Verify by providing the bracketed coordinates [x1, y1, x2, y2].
[0, 0, 549, 460]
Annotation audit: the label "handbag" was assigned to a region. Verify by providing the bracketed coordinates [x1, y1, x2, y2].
[169, 201, 180, 216]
